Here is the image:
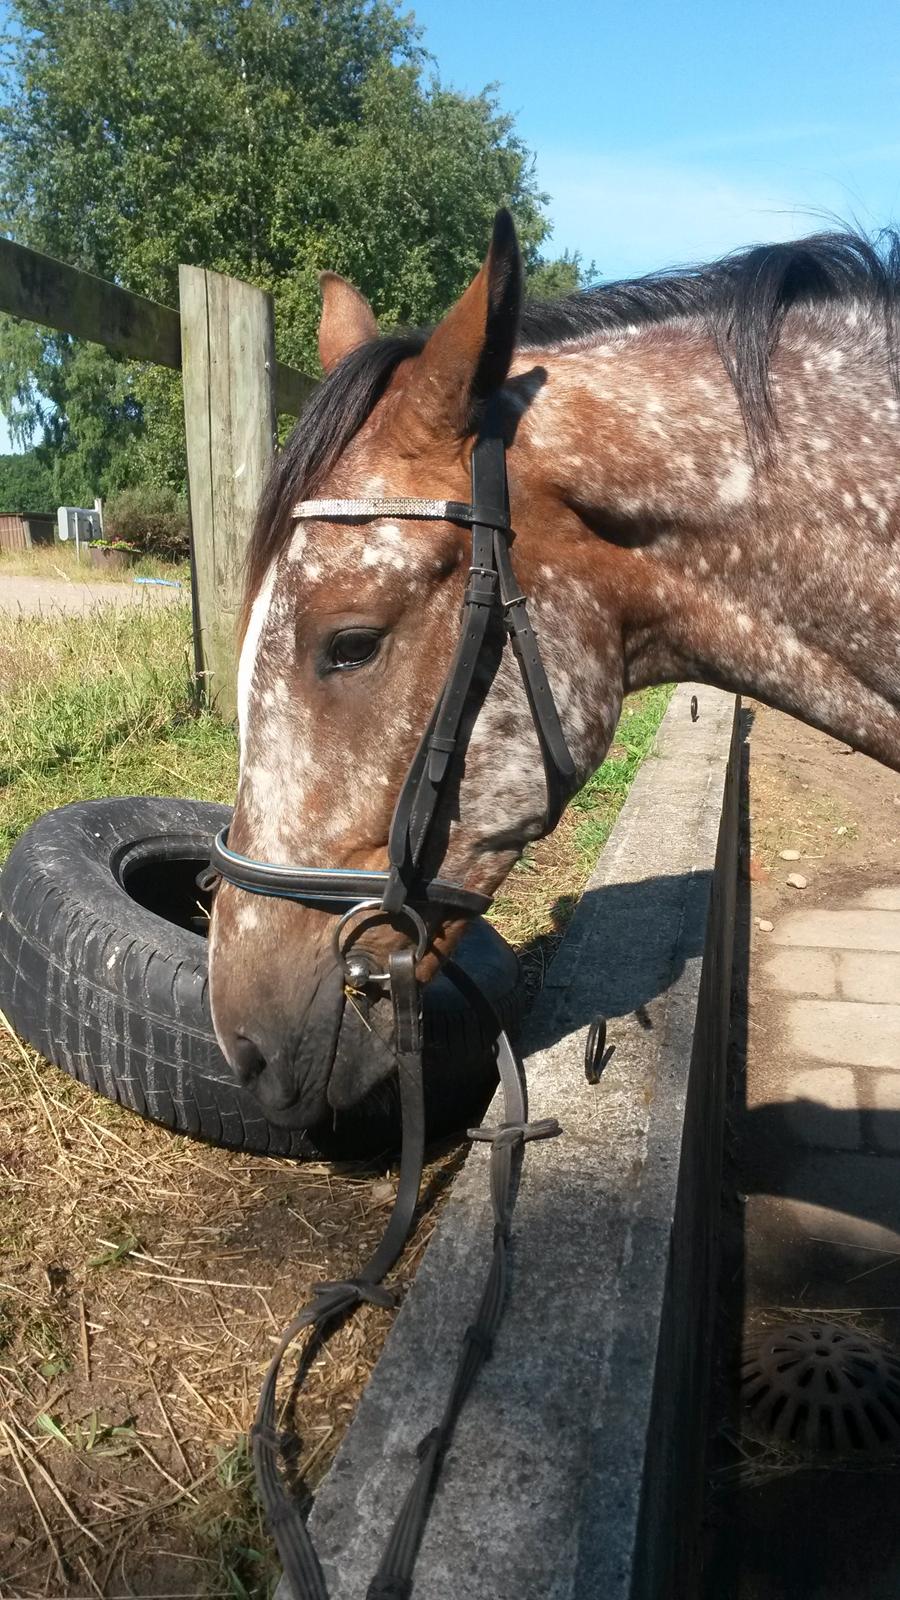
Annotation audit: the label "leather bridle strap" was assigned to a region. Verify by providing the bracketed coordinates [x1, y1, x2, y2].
[382, 455, 502, 913]
[291, 495, 510, 530]
[250, 951, 561, 1600]
[208, 830, 490, 916]
[380, 429, 577, 913]
[250, 950, 426, 1599]
[476, 432, 576, 834]
[492, 525, 575, 832]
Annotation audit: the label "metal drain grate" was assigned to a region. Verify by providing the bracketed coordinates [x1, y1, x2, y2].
[741, 1321, 900, 1455]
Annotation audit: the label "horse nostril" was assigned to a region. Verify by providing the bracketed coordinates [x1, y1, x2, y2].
[231, 1033, 266, 1086]
[229, 1032, 300, 1114]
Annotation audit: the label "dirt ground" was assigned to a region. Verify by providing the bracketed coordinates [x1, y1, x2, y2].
[0, 576, 184, 616]
[0, 802, 593, 1599]
[742, 700, 900, 895]
[705, 699, 900, 1600]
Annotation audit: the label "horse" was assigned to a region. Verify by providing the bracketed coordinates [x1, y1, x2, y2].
[208, 209, 900, 1130]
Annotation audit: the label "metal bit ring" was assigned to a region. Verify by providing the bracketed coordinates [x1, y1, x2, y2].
[332, 899, 429, 976]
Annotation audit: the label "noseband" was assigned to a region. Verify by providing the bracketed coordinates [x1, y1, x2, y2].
[211, 421, 575, 1599]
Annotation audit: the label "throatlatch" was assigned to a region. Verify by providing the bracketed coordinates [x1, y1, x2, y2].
[210, 423, 572, 1598]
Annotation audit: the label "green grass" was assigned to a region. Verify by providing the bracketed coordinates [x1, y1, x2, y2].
[570, 682, 675, 860]
[0, 543, 191, 584]
[0, 600, 237, 857]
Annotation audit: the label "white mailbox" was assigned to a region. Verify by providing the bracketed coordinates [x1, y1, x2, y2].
[56, 506, 103, 551]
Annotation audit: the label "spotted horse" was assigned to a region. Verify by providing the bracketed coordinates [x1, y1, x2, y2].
[207, 211, 900, 1594]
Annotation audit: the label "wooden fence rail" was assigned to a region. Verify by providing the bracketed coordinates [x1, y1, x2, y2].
[0, 235, 317, 708]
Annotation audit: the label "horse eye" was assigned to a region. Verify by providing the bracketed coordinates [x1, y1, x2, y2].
[328, 628, 382, 671]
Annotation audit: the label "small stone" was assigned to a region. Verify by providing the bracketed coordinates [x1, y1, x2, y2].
[371, 1179, 394, 1205]
[756, 919, 774, 932]
[786, 873, 808, 889]
[835, 825, 848, 836]
[779, 849, 801, 861]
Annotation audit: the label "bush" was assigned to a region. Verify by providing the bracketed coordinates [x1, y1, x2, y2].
[103, 487, 190, 560]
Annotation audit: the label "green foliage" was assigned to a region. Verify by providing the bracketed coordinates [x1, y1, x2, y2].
[526, 249, 599, 301]
[570, 683, 675, 860]
[0, 450, 54, 512]
[0, 314, 144, 502]
[104, 485, 190, 559]
[0, 0, 582, 496]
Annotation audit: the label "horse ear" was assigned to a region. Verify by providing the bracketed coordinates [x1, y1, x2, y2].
[318, 273, 378, 374]
[397, 210, 522, 440]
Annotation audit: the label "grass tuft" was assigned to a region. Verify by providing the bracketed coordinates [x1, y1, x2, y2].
[0, 601, 237, 857]
[570, 682, 675, 860]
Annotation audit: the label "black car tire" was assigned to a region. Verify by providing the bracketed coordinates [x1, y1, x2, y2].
[0, 798, 519, 1160]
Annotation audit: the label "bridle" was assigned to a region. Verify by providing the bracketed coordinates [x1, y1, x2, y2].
[208, 419, 576, 1598]
[210, 421, 576, 943]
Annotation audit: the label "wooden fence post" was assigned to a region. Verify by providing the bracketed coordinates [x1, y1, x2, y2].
[179, 265, 278, 721]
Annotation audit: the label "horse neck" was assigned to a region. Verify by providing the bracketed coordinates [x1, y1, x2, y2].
[510, 309, 900, 772]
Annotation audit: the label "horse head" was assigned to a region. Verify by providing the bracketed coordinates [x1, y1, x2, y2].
[208, 213, 619, 1126]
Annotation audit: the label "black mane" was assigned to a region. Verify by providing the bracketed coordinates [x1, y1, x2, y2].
[246, 229, 900, 604]
[520, 228, 900, 444]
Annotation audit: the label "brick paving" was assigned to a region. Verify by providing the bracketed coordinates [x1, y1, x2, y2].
[705, 703, 900, 1600]
[762, 893, 900, 1142]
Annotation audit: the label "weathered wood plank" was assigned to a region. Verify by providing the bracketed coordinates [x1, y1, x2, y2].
[0, 236, 182, 367]
[0, 236, 313, 414]
[180, 265, 278, 721]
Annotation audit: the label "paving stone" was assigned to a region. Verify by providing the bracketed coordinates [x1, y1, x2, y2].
[764, 948, 837, 998]
[777, 1068, 862, 1149]
[837, 951, 900, 1004]
[869, 1073, 900, 1153]
[771, 908, 900, 952]
[788, 999, 900, 1070]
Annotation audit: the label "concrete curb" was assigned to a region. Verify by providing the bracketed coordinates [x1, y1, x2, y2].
[278, 683, 740, 1600]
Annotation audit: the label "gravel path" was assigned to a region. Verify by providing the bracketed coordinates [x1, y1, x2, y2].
[0, 575, 187, 615]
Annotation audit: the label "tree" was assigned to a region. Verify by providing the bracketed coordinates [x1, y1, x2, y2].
[0, 0, 580, 494]
[526, 249, 599, 301]
[0, 449, 54, 512]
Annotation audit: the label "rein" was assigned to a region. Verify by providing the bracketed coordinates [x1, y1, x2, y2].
[209, 425, 576, 1597]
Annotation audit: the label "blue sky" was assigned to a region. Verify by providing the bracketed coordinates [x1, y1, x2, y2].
[4, 0, 900, 451]
[411, 0, 900, 279]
